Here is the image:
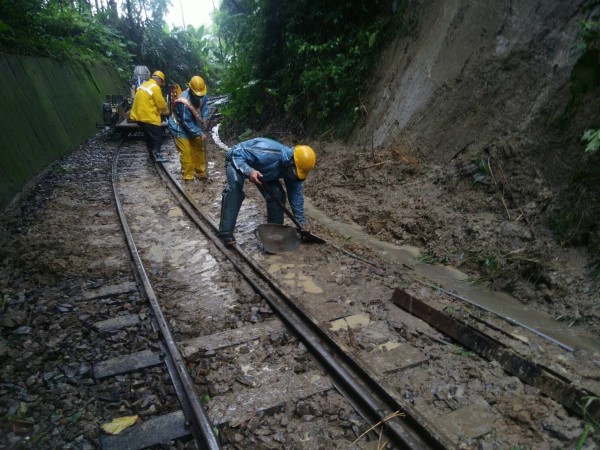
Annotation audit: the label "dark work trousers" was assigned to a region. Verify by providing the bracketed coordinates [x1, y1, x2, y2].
[138, 122, 164, 158]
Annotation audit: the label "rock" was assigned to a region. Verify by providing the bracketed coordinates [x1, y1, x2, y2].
[1, 308, 27, 328]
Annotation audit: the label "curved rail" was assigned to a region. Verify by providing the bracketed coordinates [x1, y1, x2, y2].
[153, 161, 452, 449]
[111, 142, 220, 450]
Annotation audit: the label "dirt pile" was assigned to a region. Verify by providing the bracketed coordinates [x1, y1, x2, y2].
[300, 0, 600, 332]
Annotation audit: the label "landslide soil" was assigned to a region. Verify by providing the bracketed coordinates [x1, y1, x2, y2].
[303, 137, 600, 335]
[307, 0, 600, 335]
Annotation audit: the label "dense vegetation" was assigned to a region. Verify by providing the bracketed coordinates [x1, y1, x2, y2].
[578, 10, 600, 154]
[0, 0, 405, 135]
[0, 0, 223, 93]
[214, 0, 406, 135]
[557, 8, 600, 274]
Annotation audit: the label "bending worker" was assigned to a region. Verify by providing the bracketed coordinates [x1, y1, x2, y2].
[130, 70, 169, 161]
[168, 76, 210, 182]
[218, 137, 316, 246]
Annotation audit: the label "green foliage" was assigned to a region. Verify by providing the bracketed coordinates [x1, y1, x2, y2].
[472, 158, 490, 184]
[6, 401, 34, 425]
[581, 128, 600, 152]
[417, 250, 449, 265]
[0, 0, 131, 68]
[215, 0, 409, 135]
[573, 14, 600, 147]
[592, 260, 600, 278]
[0, 0, 226, 93]
[422, 247, 545, 289]
[52, 164, 76, 174]
[0, 294, 10, 312]
[453, 344, 476, 358]
[151, 25, 223, 89]
[576, 396, 599, 449]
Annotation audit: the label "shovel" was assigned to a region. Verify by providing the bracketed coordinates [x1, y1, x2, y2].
[256, 180, 325, 252]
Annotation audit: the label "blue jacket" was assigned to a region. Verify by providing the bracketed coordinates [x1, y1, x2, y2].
[168, 89, 209, 138]
[227, 138, 307, 223]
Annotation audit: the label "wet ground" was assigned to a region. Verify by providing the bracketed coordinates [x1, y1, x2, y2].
[0, 127, 599, 448]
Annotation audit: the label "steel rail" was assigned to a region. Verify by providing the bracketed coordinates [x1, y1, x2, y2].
[154, 162, 452, 449]
[392, 288, 600, 423]
[112, 142, 220, 450]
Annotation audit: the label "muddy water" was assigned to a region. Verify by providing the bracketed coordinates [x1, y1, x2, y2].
[305, 198, 600, 354]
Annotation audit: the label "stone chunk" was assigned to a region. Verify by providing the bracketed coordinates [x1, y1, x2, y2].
[434, 403, 494, 442]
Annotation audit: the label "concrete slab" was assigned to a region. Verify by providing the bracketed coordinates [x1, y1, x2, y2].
[81, 281, 138, 301]
[94, 314, 140, 332]
[209, 371, 332, 427]
[329, 313, 371, 331]
[433, 403, 494, 442]
[100, 410, 189, 450]
[361, 344, 428, 373]
[304, 298, 356, 323]
[180, 320, 283, 358]
[93, 350, 162, 379]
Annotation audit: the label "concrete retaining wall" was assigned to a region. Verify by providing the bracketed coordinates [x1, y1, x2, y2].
[0, 55, 126, 211]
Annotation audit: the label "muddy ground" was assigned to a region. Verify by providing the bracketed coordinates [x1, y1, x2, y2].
[219, 127, 599, 338]
[0, 124, 597, 448]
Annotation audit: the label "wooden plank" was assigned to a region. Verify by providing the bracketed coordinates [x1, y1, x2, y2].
[392, 288, 600, 423]
[93, 350, 162, 379]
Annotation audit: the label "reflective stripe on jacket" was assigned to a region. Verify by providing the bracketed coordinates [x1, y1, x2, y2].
[130, 79, 169, 126]
[227, 138, 306, 223]
[168, 89, 209, 139]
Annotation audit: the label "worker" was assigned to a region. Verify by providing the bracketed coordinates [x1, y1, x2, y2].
[167, 75, 210, 182]
[218, 138, 316, 246]
[130, 70, 169, 161]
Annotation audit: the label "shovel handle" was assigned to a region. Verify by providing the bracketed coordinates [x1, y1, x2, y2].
[258, 180, 304, 230]
[258, 179, 326, 244]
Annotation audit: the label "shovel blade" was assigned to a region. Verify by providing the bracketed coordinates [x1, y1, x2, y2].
[256, 224, 301, 253]
[300, 230, 326, 244]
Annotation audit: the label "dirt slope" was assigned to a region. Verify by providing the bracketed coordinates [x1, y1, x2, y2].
[301, 0, 600, 334]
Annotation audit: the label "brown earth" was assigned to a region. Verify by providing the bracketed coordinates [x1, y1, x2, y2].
[1, 0, 600, 447]
[301, 138, 600, 334]
[297, 0, 600, 335]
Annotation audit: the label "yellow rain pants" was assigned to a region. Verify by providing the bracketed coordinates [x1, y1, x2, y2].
[174, 136, 207, 180]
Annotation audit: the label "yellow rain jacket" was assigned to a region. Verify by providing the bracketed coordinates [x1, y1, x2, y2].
[130, 79, 168, 125]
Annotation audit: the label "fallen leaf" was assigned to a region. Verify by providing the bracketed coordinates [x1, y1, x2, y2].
[101, 415, 139, 435]
[511, 333, 529, 343]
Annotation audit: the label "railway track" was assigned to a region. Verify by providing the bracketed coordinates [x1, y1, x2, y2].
[1, 129, 598, 449]
[104, 138, 449, 449]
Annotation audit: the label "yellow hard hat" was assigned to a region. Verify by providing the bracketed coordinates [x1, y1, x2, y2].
[293, 145, 316, 180]
[152, 70, 165, 82]
[188, 75, 207, 96]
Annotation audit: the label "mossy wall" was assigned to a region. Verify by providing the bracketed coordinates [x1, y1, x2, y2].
[0, 55, 127, 211]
